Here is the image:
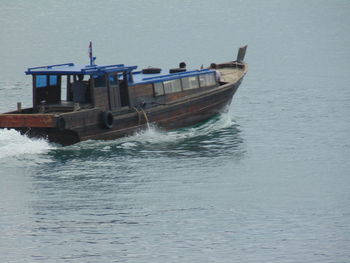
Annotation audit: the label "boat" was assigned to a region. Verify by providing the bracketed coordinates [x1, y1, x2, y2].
[0, 44, 248, 146]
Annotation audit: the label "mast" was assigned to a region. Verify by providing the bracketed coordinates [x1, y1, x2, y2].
[89, 41, 93, 66]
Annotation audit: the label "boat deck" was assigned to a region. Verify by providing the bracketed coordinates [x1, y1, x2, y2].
[37, 101, 92, 113]
[218, 67, 245, 83]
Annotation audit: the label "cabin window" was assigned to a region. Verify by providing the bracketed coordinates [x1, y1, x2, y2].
[199, 73, 216, 88]
[154, 82, 164, 96]
[94, 75, 106, 87]
[181, 76, 199, 90]
[49, 75, 58, 86]
[61, 75, 68, 100]
[35, 75, 47, 88]
[163, 79, 182, 94]
[109, 74, 118, 86]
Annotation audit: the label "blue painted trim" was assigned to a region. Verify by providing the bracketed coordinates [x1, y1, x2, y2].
[143, 69, 212, 81]
[132, 71, 142, 75]
[90, 66, 137, 74]
[25, 63, 137, 75]
[27, 63, 74, 72]
[83, 64, 125, 70]
[129, 69, 215, 86]
[25, 60, 214, 87]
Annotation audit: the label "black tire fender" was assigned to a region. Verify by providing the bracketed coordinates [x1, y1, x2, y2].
[101, 111, 114, 129]
[142, 67, 161, 74]
[169, 68, 186, 73]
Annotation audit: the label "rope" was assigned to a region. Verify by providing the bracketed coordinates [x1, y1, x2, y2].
[140, 108, 149, 124]
[133, 107, 150, 128]
[140, 108, 150, 129]
[132, 107, 142, 125]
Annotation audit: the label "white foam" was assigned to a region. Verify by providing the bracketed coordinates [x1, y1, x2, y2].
[60, 111, 236, 150]
[120, 142, 138, 149]
[124, 111, 235, 146]
[0, 129, 54, 159]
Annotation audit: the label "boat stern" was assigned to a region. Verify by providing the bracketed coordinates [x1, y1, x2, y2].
[0, 112, 82, 145]
[0, 113, 56, 128]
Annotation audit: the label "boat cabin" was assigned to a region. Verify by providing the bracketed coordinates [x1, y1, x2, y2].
[26, 63, 136, 112]
[25, 62, 219, 113]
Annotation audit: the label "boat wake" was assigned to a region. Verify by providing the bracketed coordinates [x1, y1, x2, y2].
[0, 129, 54, 159]
[63, 110, 242, 160]
[131, 110, 236, 145]
[0, 111, 242, 162]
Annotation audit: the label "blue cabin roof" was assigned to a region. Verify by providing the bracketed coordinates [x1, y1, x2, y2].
[130, 69, 215, 86]
[25, 62, 216, 86]
[25, 63, 137, 75]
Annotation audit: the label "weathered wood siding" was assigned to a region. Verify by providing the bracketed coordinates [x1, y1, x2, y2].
[93, 86, 109, 111]
[60, 108, 101, 129]
[109, 85, 120, 110]
[128, 83, 154, 107]
[0, 114, 56, 127]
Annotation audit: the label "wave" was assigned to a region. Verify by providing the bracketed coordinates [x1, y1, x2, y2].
[0, 111, 242, 162]
[0, 129, 54, 159]
[56, 110, 243, 161]
[127, 110, 236, 145]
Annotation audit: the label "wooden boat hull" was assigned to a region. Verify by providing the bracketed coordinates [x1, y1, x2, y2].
[0, 59, 247, 146]
[81, 78, 242, 142]
[2, 79, 241, 146]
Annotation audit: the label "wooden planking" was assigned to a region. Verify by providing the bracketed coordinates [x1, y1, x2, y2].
[93, 86, 109, 111]
[219, 68, 244, 83]
[0, 114, 56, 127]
[165, 92, 187, 101]
[151, 82, 238, 125]
[81, 82, 239, 142]
[128, 83, 154, 107]
[60, 108, 101, 129]
[109, 85, 119, 110]
[129, 84, 154, 98]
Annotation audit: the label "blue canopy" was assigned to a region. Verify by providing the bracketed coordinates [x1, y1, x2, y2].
[25, 63, 137, 75]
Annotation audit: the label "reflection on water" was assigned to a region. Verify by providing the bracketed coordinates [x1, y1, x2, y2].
[23, 111, 242, 211]
[27, 111, 244, 202]
[0, 112, 245, 262]
[0, 111, 244, 198]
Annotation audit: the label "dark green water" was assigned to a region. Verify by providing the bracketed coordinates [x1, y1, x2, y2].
[1, 1, 349, 262]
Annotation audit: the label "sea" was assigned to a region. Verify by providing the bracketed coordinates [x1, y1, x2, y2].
[0, 1, 349, 262]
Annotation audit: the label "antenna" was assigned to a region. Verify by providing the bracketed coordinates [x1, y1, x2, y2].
[88, 41, 96, 66]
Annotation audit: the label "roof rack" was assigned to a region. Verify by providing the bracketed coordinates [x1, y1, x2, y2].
[142, 69, 212, 81]
[25, 63, 137, 75]
[26, 63, 75, 72]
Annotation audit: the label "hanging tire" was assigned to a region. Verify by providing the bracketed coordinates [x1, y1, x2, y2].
[101, 111, 114, 129]
[142, 67, 161, 74]
[169, 68, 186, 73]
